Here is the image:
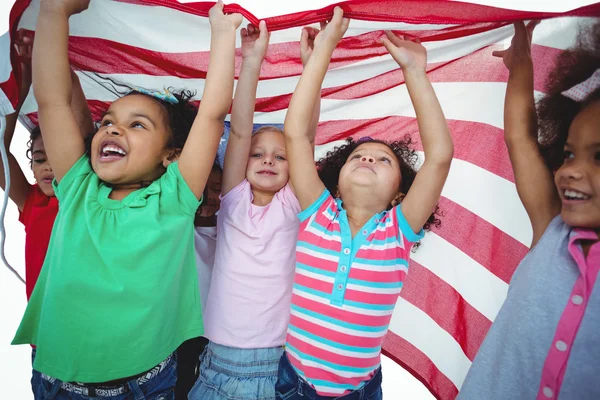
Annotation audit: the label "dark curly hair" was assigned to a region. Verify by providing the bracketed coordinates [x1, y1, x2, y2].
[25, 125, 42, 168]
[316, 136, 442, 245]
[85, 89, 198, 157]
[537, 22, 600, 171]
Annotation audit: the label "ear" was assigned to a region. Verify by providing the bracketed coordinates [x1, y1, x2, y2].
[390, 191, 405, 208]
[162, 148, 181, 168]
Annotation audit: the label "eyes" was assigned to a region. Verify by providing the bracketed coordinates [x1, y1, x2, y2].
[563, 150, 600, 162]
[33, 158, 46, 165]
[251, 152, 287, 161]
[100, 119, 146, 129]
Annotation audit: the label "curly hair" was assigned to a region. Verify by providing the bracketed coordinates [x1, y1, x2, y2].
[316, 136, 443, 243]
[84, 89, 198, 160]
[537, 22, 600, 171]
[25, 125, 42, 168]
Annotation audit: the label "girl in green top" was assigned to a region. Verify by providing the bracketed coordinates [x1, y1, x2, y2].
[12, 0, 243, 399]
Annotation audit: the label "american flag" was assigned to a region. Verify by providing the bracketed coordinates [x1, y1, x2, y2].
[1, 1, 599, 399]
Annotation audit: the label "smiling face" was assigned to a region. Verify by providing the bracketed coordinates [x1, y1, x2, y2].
[338, 142, 402, 208]
[30, 136, 55, 196]
[554, 99, 600, 231]
[246, 129, 289, 194]
[90, 94, 173, 186]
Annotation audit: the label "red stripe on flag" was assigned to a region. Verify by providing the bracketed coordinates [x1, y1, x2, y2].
[383, 331, 458, 400]
[113, 0, 600, 31]
[400, 261, 492, 361]
[433, 197, 529, 283]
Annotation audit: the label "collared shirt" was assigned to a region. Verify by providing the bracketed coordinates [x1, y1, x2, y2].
[458, 216, 600, 400]
[285, 190, 423, 397]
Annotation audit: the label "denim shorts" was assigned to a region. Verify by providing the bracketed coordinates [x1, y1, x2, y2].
[275, 353, 382, 400]
[188, 341, 284, 400]
[32, 353, 177, 400]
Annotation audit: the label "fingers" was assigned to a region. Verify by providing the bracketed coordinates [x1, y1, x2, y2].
[258, 20, 269, 40]
[491, 49, 506, 58]
[384, 30, 403, 47]
[381, 35, 396, 55]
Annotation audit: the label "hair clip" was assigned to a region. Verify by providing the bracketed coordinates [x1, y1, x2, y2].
[561, 69, 600, 102]
[356, 136, 375, 144]
[134, 87, 179, 104]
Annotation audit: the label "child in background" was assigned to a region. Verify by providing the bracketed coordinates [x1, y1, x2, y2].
[458, 21, 600, 400]
[189, 21, 320, 400]
[1, 28, 93, 395]
[11, 1, 241, 399]
[276, 7, 453, 399]
[176, 162, 222, 400]
[2, 30, 93, 301]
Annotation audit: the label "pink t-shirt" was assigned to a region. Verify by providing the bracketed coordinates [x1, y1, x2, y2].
[203, 180, 300, 348]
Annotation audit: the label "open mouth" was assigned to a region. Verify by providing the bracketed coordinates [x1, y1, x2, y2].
[563, 189, 591, 201]
[100, 141, 127, 161]
[41, 176, 54, 184]
[258, 170, 277, 175]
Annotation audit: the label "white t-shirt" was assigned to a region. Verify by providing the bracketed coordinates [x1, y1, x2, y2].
[194, 226, 217, 315]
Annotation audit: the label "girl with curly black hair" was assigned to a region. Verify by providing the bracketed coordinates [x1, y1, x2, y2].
[459, 20, 600, 400]
[274, 8, 454, 400]
[12, 1, 242, 399]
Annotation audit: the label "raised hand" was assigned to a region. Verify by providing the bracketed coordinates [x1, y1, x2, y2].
[381, 31, 427, 72]
[492, 21, 540, 72]
[300, 26, 320, 66]
[14, 29, 33, 93]
[40, 0, 90, 16]
[209, 0, 243, 32]
[313, 7, 349, 52]
[241, 21, 270, 62]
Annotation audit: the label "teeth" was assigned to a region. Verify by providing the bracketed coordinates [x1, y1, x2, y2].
[102, 144, 126, 155]
[564, 189, 589, 200]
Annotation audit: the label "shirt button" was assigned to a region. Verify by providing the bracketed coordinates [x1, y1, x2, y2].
[572, 295, 583, 305]
[555, 341, 568, 352]
[337, 284, 343, 290]
[543, 387, 553, 398]
[375, 219, 380, 223]
[343, 248, 350, 255]
[362, 230, 368, 235]
[340, 265, 347, 272]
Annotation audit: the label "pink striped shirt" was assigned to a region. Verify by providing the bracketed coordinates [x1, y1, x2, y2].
[285, 190, 423, 396]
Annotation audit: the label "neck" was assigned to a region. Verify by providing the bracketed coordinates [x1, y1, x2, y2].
[108, 183, 148, 200]
[252, 188, 277, 206]
[341, 193, 388, 234]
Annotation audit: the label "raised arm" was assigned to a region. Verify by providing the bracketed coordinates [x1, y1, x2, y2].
[492, 21, 560, 246]
[33, 0, 89, 182]
[284, 8, 348, 210]
[221, 21, 269, 195]
[70, 69, 94, 138]
[1, 31, 35, 210]
[382, 32, 454, 234]
[300, 26, 323, 147]
[178, 1, 242, 199]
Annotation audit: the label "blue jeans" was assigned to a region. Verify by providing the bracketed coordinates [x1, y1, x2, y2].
[188, 342, 284, 400]
[275, 353, 382, 400]
[32, 349, 42, 394]
[32, 353, 177, 400]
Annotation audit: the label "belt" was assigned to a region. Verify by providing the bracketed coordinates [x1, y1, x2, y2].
[40, 353, 173, 397]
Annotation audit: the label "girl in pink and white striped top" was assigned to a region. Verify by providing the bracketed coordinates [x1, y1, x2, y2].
[276, 7, 454, 399]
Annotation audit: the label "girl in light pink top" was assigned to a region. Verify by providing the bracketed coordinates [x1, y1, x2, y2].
[188, 21, 321, 400]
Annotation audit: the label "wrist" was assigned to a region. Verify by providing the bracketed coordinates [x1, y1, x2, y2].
[39, 2, 71, 18]
[402, 66, 427, 80]
[241, 56, 264, 69]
